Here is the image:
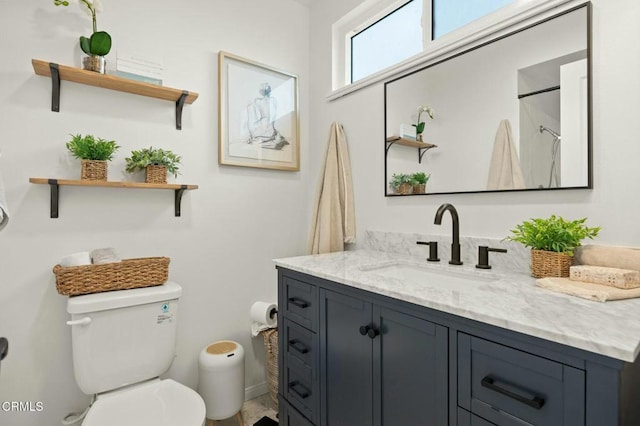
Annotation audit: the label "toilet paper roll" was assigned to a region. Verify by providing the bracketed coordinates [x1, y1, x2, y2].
[250, 302, 278, 327]
[60, 252, 92, 267]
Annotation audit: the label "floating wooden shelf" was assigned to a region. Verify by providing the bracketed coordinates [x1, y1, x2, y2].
[385, 136, 437, 163]
[29, 178, 198, 218]
[32, 59, 199, 129]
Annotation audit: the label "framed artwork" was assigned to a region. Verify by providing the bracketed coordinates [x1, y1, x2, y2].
[218, 51, 300, 171]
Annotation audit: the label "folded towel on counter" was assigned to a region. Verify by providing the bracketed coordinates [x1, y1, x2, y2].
[536, 277, 640, 302]
[570, 265, 640, 289]
[575, 245, 640, 271]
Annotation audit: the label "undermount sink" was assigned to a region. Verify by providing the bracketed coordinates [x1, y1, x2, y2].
[359, 261, 497, 289]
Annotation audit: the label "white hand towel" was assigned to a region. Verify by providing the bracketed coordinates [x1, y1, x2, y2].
[0, 161, 9, 232]
[487, 119, 526, 190]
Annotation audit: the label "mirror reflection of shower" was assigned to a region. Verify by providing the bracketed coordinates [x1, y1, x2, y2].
[540, 125, 561, 188]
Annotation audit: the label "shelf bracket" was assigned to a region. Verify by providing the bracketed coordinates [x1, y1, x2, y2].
[418, 147, 431, 163]
[49, 63, 61, 112]
[175, 91, 188, 130]
[174, 185, 187, 217]
[385, 140, 398, 156]
[47, 179, 59, 218]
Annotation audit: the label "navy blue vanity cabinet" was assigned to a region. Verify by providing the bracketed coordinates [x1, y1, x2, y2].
[277, 267, 640, 426]
[278, 268, 449, 426]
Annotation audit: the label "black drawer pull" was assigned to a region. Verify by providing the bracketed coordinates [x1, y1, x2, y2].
[288, 381, 310, 399]
[288, 339, 309, 354]
[288, 297, 309, 309]
[481, 376, 545, 410]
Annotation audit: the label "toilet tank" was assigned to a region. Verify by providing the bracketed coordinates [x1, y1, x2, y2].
[67, 282, 182, 395]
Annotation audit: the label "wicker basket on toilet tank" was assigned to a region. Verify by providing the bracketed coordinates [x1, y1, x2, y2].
[53, 257, 170, 296]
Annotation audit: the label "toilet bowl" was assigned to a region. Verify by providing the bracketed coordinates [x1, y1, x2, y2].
[82, 379, 205, 426]
[66, 282, 205, 426]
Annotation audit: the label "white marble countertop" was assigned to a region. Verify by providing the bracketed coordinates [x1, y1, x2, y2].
[274, 250, 640, 362]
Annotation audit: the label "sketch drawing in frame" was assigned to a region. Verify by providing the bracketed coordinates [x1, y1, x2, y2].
[218, 51, 300, 171]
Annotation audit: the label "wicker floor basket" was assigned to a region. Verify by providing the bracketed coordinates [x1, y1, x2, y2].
[81, 160, 108, 181]
[53, 257, 170, 296]
[145, 165, 167, 184]
[531, 249, 573, 278]
[263, 329, 279, 409]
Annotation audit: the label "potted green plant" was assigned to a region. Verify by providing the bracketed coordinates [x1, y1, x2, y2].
[125, 147, 181, 184]
[412, 104, 434, 141]
[66, 134, 119, 181]
[411, 172, 430, 194]
[506, 215, 600, 278]
[53, 0, 112, 73]
[390, 173, 417, 195]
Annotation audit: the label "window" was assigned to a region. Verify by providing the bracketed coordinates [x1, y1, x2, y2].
[338, 0, 525, 89]
[432, 0, 516, 39]
[350, 0, 424, 83]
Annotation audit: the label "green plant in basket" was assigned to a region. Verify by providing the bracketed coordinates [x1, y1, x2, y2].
[411, 172, 429, 185]
[66, 134, 119, 161]
[390, 173, 417, 188]
[125, 147, 182, 178]
[506, 215, 600, 255]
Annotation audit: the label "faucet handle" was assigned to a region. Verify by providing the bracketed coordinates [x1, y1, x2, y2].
[476, 246, 508, 269]
[417, 241, 440, 262]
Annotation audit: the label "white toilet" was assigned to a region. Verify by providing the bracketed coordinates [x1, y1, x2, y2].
[66, 281, 206, 426]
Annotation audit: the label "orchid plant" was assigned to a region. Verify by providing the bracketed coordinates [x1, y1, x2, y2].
[53, 0, 112, 57]
[412, 105, 435, 138]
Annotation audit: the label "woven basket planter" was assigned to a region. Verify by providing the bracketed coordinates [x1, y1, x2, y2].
[413, 183, 426, 194]
[395, 183, 412, 195]
[263, 329, 279, 409]
[145, 165, 167, 184]
[531, 249, 574, 278]
[81, 160, 108, 181]
[53, 257, 170, 296]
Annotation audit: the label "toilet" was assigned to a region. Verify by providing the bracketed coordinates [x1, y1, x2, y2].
[66, 281, 206, 426]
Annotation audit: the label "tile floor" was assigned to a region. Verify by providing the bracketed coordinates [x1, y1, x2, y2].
[211, 393, 278, 426]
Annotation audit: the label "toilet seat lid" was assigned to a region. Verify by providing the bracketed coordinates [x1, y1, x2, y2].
[83, 379, 205, 426]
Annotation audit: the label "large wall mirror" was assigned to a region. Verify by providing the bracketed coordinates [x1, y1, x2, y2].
[384, 4, 591, 196]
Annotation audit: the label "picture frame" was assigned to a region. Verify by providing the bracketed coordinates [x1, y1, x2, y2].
[218, 51, 300, 171]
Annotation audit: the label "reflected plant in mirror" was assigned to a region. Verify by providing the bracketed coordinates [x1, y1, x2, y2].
[384, 4, 591, 196]
[413, 105, 434, 141]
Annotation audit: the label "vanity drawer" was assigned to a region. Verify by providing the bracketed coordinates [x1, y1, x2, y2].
[279, 395, 315, 426]
[283, 319, 316, 369]
[458, 333, 585, 426]
[458, 407, 496, 426]
[284, 355, 317, 424]
[282, 276, 317, 331]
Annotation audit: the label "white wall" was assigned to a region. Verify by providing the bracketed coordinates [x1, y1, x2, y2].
[0, 1, 310, 425]
[309, 0, 640, 243]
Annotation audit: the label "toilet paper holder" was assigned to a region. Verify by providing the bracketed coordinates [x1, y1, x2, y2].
[269, 308, 278, 320]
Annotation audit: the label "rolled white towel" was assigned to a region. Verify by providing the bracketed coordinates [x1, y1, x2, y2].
[90, 248, 121, 265]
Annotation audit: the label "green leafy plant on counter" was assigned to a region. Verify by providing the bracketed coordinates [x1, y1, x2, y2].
[66, 134, 119, 161]
[125, 147, 182, 178]
[506, 215, 601, 255]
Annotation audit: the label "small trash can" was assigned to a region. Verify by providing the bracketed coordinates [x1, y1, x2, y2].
[198, 340, 245, 424]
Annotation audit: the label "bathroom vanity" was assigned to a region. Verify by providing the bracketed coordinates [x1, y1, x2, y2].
[275, 250, 640, 426]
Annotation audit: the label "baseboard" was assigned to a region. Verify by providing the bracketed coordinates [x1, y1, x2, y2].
[245, 381, 269, 401]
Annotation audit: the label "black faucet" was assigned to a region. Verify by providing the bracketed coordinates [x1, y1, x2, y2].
[434, 203, 462, 265]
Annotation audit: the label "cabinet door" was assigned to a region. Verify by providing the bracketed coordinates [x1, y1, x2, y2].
[373, 306, 449, 426]
[319, 289, 373, 426]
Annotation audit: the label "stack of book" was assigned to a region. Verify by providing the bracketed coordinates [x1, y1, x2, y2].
[114, 52, 163, 86]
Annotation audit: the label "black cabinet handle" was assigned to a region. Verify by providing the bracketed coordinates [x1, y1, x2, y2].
[288, 381, 310, 399]
[367, 328, 380, 339]
[288, 297, 309, 309]
[481, 376, 545, 410]
[359, 325, 370, 336]
[288, 339, 309, 354]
